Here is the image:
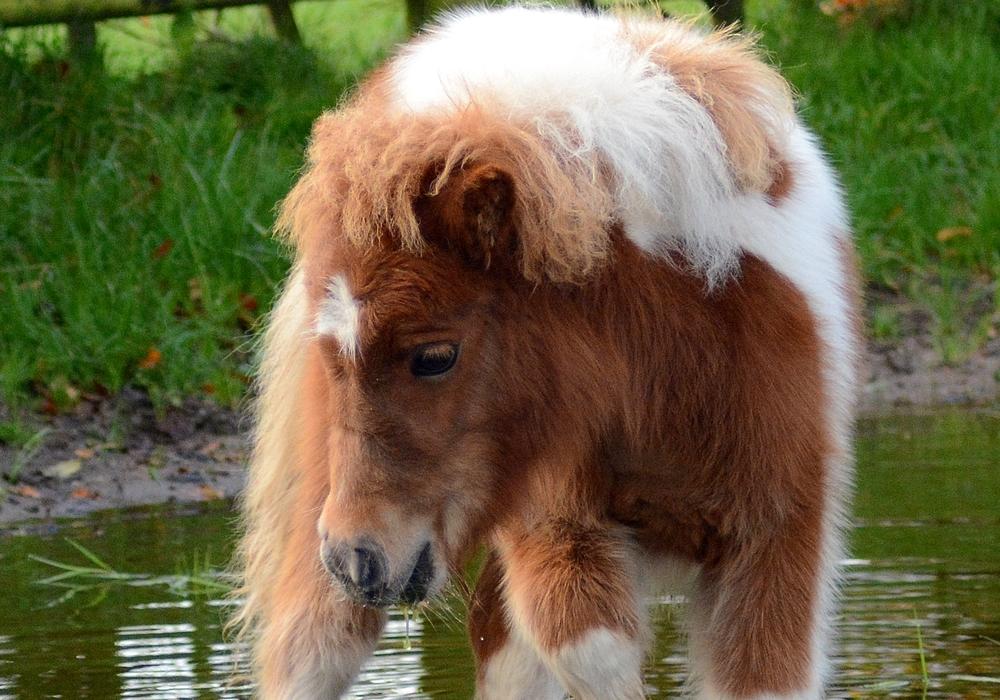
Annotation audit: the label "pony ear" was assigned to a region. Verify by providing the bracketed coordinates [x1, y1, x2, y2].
[422, 162, 518, 269]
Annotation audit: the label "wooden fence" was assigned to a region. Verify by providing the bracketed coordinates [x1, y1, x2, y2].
[0, 0, 323, 53]
[0, 0, 743, 56]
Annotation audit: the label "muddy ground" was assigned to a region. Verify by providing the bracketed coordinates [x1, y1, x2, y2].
[2, 301, 997, 526]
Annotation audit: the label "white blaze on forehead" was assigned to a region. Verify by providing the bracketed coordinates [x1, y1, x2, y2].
[315, 275, 360, 357]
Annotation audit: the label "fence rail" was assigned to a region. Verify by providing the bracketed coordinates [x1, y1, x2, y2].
[0, 0, 303, 46]
[0, 0, 743, 56]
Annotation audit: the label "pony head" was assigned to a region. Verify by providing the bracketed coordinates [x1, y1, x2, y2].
[285, 104, 617, 607]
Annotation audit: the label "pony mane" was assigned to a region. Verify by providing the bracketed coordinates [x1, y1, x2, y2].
[280, 97, 615, 283]
[280, 7, 796, 286]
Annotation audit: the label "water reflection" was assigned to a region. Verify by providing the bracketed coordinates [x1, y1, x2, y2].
[0, 411, 996, 698]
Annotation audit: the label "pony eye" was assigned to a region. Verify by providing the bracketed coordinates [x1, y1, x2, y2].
[410, 343, 459, 378]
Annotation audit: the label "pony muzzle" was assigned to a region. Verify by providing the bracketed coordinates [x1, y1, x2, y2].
[321, 536, 437, 607]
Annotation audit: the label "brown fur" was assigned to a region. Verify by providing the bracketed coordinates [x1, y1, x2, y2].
[301, 204, 830, 694]
[235, 15, 852, 700]
[468, 551, 510, 676]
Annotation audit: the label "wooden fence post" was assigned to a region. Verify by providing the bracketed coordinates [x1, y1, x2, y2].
[67, 19, 97, 58]
[704, 0, 744, 26]
[406, 0, 428, 33]
[266, 0, 301, 43]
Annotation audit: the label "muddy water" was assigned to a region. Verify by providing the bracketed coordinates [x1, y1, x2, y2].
[0, 412, 997, 698]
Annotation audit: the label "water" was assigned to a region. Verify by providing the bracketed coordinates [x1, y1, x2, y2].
[1, 412, 997, 698]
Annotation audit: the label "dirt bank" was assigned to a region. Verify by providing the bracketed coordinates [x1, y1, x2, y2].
[1, 388, 248, 525]
[2, 314, 997, 526]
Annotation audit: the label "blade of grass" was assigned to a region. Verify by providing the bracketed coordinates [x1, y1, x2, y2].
[914, 609, 930, 698]
[64, 538, 114, 571]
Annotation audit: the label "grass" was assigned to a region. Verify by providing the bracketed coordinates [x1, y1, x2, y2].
[914, 609, 930, 698]
[755, 0, 1000, 288]
[30, 537, 230, 606]
[869, 303, 903, 343]
[3, 427, 50, 482]
[0, 1, 405, 411]
[0, 0, 997, 411]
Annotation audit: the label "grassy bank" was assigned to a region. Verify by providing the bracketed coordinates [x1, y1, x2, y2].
[0, 0, 997, 416]
[0, 1, 405, 410]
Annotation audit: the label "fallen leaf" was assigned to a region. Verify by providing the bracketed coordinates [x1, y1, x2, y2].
[71, 486, 100, 499]
[152, 238, 174, 260]
[198, 484, 224, 500]
[42, 459, 82, 480]
[12, 485, 41, 498]
[188, 277, 203, 303]
[138, 347, 162, 370]
[239, 293, 259, 312]
[74, 447, 96, 459]
[936, 226, 973, 243]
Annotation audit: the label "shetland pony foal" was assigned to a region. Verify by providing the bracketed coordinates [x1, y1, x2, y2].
[233, 7, 861, 699]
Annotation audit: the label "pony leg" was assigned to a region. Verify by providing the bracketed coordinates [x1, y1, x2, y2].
[257, 589, 385, 699]
[254, 498, 386, 699]
[686, 506, 829, 700]
[496, 519, 647, 700]
[469, 550, 565, 700]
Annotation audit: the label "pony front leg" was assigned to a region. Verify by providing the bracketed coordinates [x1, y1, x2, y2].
[469, 550, 565, 700]
[496, 518, 647, 700]
[253, 509, 386, 698]
[687, 506, 829, 700]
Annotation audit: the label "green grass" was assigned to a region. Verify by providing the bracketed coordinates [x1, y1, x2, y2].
[754, 0, 1000, 288]
[3, 427, 50, 482]
[0, 0, 997, 411]
[0, 1, 405, 409]
[30, 538, 230, 606]
[914, 609, 930, 698]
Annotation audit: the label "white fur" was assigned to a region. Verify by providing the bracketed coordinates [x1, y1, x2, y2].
[550, 628, 646, 700]
[477, 631, 564, 700]
[315, 274, 360, 358]
[391, 7, 794, 285]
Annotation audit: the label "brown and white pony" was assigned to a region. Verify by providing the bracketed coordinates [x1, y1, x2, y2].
[232, 7, 861, 699]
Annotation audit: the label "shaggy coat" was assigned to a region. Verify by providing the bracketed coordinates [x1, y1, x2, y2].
[232, 7, 861, 700]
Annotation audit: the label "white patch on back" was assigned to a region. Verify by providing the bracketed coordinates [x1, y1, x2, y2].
[315, 275, 360, 358]
[390, 7, 787, 284]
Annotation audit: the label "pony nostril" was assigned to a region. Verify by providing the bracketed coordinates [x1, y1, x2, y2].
[400, 542, 434, 604]
[321, 540, 347, 579]
[349, 545, 385, 593]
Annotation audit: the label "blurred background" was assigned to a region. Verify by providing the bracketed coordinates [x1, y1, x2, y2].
[0, 1, 998, 698]
[0, 0, 996, 417]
